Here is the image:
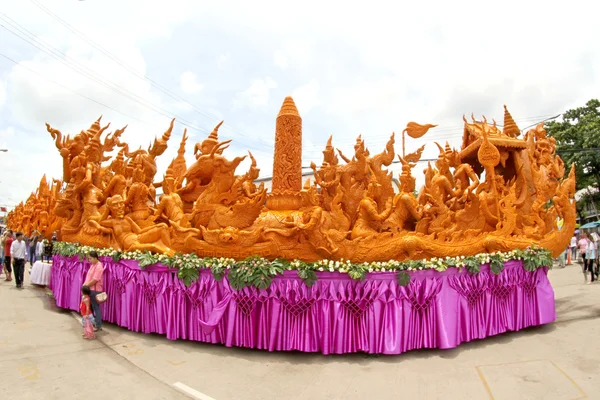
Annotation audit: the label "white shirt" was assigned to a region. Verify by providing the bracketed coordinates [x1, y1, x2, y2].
[36, 241, 44, 257]
[570, 237, 577, 248]
[10, 240, 27, 260]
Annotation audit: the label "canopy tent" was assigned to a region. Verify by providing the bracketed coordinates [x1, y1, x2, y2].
[579, 221, 600, 229]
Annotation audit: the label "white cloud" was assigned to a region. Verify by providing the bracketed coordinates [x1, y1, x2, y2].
[292, 79, 320, 115]
[0, 0, 200, 204]
[216, 52, 231, 68]
[1, 0, 599, 203]
[234, 78, 277, 110]
[179, 71, 205, 94]
[273, 50, 288, 70]
[0, 81, 6, 111]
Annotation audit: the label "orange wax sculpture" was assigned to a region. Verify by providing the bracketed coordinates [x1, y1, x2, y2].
[7, 99, 576, 261]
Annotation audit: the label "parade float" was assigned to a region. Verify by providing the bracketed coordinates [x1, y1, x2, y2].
[7, 97, 574, 354]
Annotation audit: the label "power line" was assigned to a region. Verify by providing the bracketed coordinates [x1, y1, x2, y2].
[0, 15, 197, 126]
[0, 14, 209, 130]
[25, 1, 276, 153]
[0, 53, 155, 126]
[557, 147, 600, 153]
[28, 0, 220, 123]
[301, 114, 562, 151]
[0, 12, 274, 153]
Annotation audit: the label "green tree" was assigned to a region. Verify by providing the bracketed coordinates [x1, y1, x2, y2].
[545, 99, 600, 191]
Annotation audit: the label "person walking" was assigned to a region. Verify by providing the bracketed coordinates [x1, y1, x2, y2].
[4, 230, 13, 281]
[558, 248, 567, 268]
[586, 235, 598, 283]
[569, 234, 577, 264]
[83, 251, 105, 331]
[10, 232, 27, 289]
[0, 231, 6, 277]
[578, 232, 591, 283]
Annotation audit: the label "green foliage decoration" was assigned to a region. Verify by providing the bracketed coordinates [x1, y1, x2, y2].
[53, 242, 554, 290]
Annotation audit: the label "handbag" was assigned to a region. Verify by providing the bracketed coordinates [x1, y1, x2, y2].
[96, 292, 108, 303]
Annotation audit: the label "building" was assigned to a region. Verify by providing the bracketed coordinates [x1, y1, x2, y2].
[575, 186, 600, 224]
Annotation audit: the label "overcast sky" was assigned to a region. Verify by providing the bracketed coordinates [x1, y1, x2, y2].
[0, 0, 598, 208]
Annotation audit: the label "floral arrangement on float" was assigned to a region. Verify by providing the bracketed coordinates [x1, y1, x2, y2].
[54, 241, 553, 289]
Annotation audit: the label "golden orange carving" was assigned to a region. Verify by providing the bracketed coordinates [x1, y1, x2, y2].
[403, 122, 438, 139]
[7, 101, 575, 260]
[267, 96, 303, 211]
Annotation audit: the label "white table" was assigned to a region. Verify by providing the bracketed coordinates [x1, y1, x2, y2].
[30, 261, 52, 286]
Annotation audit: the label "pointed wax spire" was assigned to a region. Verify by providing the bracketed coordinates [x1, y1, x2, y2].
[503, 105, 520, 138]
[278, 96, 300, 118]
[87, 116, 103, 136]
[209, 121, 223, 141]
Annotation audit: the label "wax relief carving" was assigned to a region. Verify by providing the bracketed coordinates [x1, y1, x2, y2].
[8, 100, 575, 261]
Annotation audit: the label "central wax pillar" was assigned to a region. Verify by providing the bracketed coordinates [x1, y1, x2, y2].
[266, 96, 303, 210]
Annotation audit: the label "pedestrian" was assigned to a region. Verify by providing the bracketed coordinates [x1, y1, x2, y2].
[3, 230, 13, 281]
[29, 235, 38, 266]
[10, 232, 27, 289]
[586, 235, 598, 284]
[43, 237, 53, 262]
[558, 248, 566, 268]
[0, 231, 6, 276]
[569, 234, 577, 264]
[80, 285, 96, 340]
[35, 239, 44, 262]
[579, 232, 591, 283]
[82, 250, 105, 331]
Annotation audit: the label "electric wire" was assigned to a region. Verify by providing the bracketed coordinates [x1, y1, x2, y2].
[0, 12, 273, 153]
[0, 53, 155, 126]
[26, 1, 277, 152]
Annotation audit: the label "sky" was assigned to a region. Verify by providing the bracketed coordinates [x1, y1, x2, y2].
[0, 0, 598, 209]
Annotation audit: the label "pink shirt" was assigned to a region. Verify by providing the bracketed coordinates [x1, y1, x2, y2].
[85, 261, 105, 292]
[578, 239, 589, 254]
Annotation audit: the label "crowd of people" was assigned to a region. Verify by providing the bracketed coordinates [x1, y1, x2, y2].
[0, 227, 103, 339]
[561, 231, 600, 283]
[0, 228, 55, 287]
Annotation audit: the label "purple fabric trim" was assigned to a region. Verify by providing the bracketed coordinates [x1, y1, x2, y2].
[49, 256, 555, 355]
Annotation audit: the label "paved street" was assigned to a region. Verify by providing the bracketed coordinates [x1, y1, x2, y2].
[1, 262, 598, 400]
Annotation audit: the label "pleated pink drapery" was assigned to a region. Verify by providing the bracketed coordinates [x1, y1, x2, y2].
[50, 256, 555, 355]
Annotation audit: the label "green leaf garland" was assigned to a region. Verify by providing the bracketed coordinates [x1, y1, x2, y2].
[52, 242, 554, 290]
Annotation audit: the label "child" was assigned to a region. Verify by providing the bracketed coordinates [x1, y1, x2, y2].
[80, 286, 96, 340]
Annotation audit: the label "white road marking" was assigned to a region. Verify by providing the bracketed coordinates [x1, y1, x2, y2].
[173, 382, 216, 400]
[70, 312, 212, 399]
[71, 312, 82, 325]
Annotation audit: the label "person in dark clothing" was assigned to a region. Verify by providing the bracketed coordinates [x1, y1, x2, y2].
[10, 232, 27, 289]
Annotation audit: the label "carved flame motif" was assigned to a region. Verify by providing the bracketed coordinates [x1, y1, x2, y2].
[403, 122, 438, 139]
[7, 99, 576, 261]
